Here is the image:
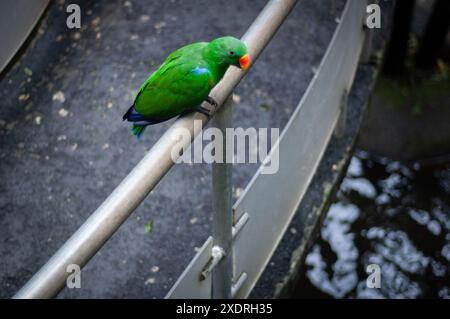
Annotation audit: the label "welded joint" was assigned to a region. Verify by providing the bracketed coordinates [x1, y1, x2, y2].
[231, 272, 248, 298]
[200, 245, 225, 281]
[232, 212, 249, 240]
[334, 89, 348, 139]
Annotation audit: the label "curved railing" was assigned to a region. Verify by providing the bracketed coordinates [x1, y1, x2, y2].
[14, 0, 368, 299]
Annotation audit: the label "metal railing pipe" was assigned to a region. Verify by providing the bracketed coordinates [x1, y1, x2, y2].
[14, 0, 298, 299]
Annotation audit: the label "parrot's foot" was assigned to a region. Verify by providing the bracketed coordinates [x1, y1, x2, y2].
[194, 106, 213, 118]
[204, 96, 218, 108]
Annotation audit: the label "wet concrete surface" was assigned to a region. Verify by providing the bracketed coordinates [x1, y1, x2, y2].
[0, 0, 345, 298]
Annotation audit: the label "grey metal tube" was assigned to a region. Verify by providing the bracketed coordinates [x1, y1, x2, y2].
[212, 96, 233, 299]
[13, 0, 298, 299]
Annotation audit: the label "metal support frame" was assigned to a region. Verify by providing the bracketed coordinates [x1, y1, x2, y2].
[211, 96, 234, 298]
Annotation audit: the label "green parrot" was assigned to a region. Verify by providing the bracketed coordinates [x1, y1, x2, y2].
[123, 36, 250, 138]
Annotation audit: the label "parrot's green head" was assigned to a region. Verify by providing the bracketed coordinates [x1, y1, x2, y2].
[208, 36, 250, 71]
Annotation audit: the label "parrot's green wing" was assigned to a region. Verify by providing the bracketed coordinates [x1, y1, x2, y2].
[164, 42, 207, 65]
[134, 42, 213, 119]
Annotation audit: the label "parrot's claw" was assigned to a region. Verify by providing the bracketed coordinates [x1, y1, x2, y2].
[205, 96, 218, 108]
[194, 106, 213, 118]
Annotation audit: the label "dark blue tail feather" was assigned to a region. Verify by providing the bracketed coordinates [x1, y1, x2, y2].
[124, 105, 175, 139]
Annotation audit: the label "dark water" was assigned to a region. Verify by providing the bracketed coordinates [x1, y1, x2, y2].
[295, 150, 450, 299]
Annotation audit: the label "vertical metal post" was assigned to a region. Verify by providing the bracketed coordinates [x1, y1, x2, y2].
[211, 95, 233, 298]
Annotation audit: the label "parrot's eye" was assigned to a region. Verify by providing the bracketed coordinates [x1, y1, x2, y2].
[229, 51, 235, 56]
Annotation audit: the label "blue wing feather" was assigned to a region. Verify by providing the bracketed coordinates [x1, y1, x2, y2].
[190, 67, 210, 75]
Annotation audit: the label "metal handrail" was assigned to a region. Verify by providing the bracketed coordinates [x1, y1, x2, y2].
[13, 0, 298, 299]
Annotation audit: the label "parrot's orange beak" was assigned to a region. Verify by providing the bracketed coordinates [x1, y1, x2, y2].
[239, 54, 250, 71]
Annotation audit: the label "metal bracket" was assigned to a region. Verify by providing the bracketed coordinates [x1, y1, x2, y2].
[231, 272, 248, 298]
[200, 245, 225, 281]
[232, 212, 249, 240]
[198, 212, 249, 283]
